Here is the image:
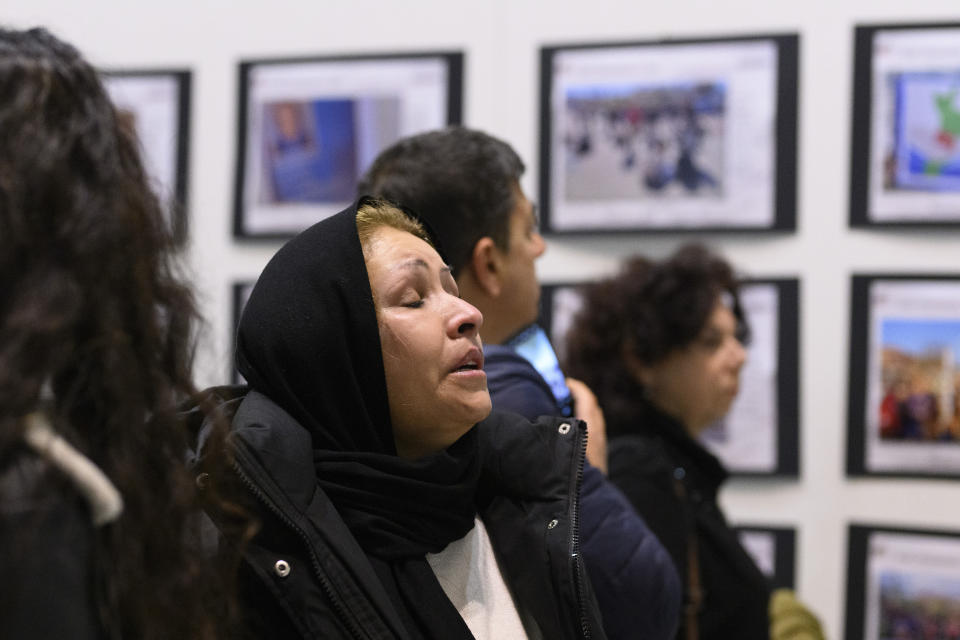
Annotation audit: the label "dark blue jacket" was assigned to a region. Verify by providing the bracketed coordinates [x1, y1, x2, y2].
[485, 344, 682, 640]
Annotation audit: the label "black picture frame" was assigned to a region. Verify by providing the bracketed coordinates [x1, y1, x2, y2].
[538, 33, 798, 234]
[845, 523, 960, 640]
[231, 281, 255, 383]
[849, 22, 960, 228]
[734, 524, 796, 589]
[847, 274, 960, 479]
[540, 276, 800, 477]
[102, 69, 191, 243]
[233, 51, 463, 239]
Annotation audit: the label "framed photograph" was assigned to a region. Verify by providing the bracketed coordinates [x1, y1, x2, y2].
[541, 277, 800, 476]
[847, 275, 960, 478]
[102, 69, 191, 242]
[845, 524, 960, 639]
[539, 33, 798, 233]
[734, 525, 796, 589]
[850, 23, 960, 227]
[233, 51, 463, 238]
[231, 281, 255, 383]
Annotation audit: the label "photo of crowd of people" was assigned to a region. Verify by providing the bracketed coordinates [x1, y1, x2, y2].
[259, 97, 400, 204]
[878, 318, 960, 443]
[850, 527, 960, 639]
[877, 570, 960, 639]
[562, 81, 725, 201]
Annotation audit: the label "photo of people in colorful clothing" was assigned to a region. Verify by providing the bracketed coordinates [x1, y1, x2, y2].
[878, 318, 960, 442]
[878, 570, 960, 640]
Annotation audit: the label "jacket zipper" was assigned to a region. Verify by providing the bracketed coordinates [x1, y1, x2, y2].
[570, 420, 592, 640]
[230, 445, 374, 640]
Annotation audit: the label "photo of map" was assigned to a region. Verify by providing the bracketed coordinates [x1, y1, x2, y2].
[890, 72, 960, 192]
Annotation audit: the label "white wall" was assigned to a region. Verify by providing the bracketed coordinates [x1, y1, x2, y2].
[8, 1, 960, 637]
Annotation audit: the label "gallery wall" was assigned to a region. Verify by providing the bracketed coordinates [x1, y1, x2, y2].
[7, 1, 960, 637]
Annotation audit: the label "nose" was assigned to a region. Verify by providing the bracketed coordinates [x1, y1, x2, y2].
[730, 338, 747, 371]
[532, 231, 546, 258]
[449, 296, 483, 339]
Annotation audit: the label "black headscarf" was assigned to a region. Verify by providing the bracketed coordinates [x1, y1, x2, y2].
[237, 200, 478, 639]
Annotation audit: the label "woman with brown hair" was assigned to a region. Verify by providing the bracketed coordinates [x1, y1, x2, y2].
[0, 27, 236, 639]
[564, 245, 823, 640]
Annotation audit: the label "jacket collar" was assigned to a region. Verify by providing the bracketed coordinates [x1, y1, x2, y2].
[615, 400, 728, 490]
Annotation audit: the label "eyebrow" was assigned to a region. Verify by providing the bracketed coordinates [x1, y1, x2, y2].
[392, 258, 453, 277]
[394, 258, 452, 275]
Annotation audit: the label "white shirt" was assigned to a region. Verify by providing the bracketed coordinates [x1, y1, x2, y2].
[426, 517, 530, 640]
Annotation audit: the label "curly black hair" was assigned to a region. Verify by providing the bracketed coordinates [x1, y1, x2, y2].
[563, 244, 748, 436]
[0, 27, 237, 639]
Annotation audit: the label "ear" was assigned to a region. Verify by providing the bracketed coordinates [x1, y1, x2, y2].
[634, 363, 655, 388]
[621, 342, 654, 387]
[468, 237, 505, 297]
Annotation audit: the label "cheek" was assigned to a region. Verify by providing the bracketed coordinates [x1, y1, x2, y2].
[378, 322, 409, 373]
[685, 360, 719, 401]
[379, 318, 441, 386]
[378, 320, 420, 401]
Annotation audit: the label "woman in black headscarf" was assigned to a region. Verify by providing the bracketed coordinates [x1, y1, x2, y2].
[194, 198, 605, 639]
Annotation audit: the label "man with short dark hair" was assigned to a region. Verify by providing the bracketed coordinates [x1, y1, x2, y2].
[359, 126, 682, 640]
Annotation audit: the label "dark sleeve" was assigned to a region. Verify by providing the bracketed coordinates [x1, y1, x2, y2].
[579, 463, 682, 640]
[485, 349, 559, 420]
[606, 439, 689, 593]
[0, 457, 103, 640]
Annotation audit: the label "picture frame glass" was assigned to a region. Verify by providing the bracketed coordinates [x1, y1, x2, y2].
[738, 528, 779, 577]
[865, 27, 960, 223]
[237, 55, 460, 237]
[862, 530, 960, 638]
[542, 36, 794, 232]
[862, 279, 960, 474]
[103, 72, 188, 239]
[735, 525, 795, 589]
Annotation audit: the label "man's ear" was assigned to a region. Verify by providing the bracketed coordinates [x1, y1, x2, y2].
[469, 237, 504, 297]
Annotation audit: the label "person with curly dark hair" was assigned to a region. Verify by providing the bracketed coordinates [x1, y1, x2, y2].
[0, 27, 239, 639]
[564, 245, 824, 640]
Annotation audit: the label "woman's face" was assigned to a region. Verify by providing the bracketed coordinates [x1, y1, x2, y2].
[637, 300, 747, 435]
[364, 225, 492, 458]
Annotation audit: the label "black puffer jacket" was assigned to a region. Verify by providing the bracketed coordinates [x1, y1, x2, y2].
[485, 344, 681, 640]
[607, 402, 770, 640]
[187, 386, 607, 640]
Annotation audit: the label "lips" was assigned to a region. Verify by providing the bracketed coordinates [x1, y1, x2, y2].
[452, 347, 484, 373]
